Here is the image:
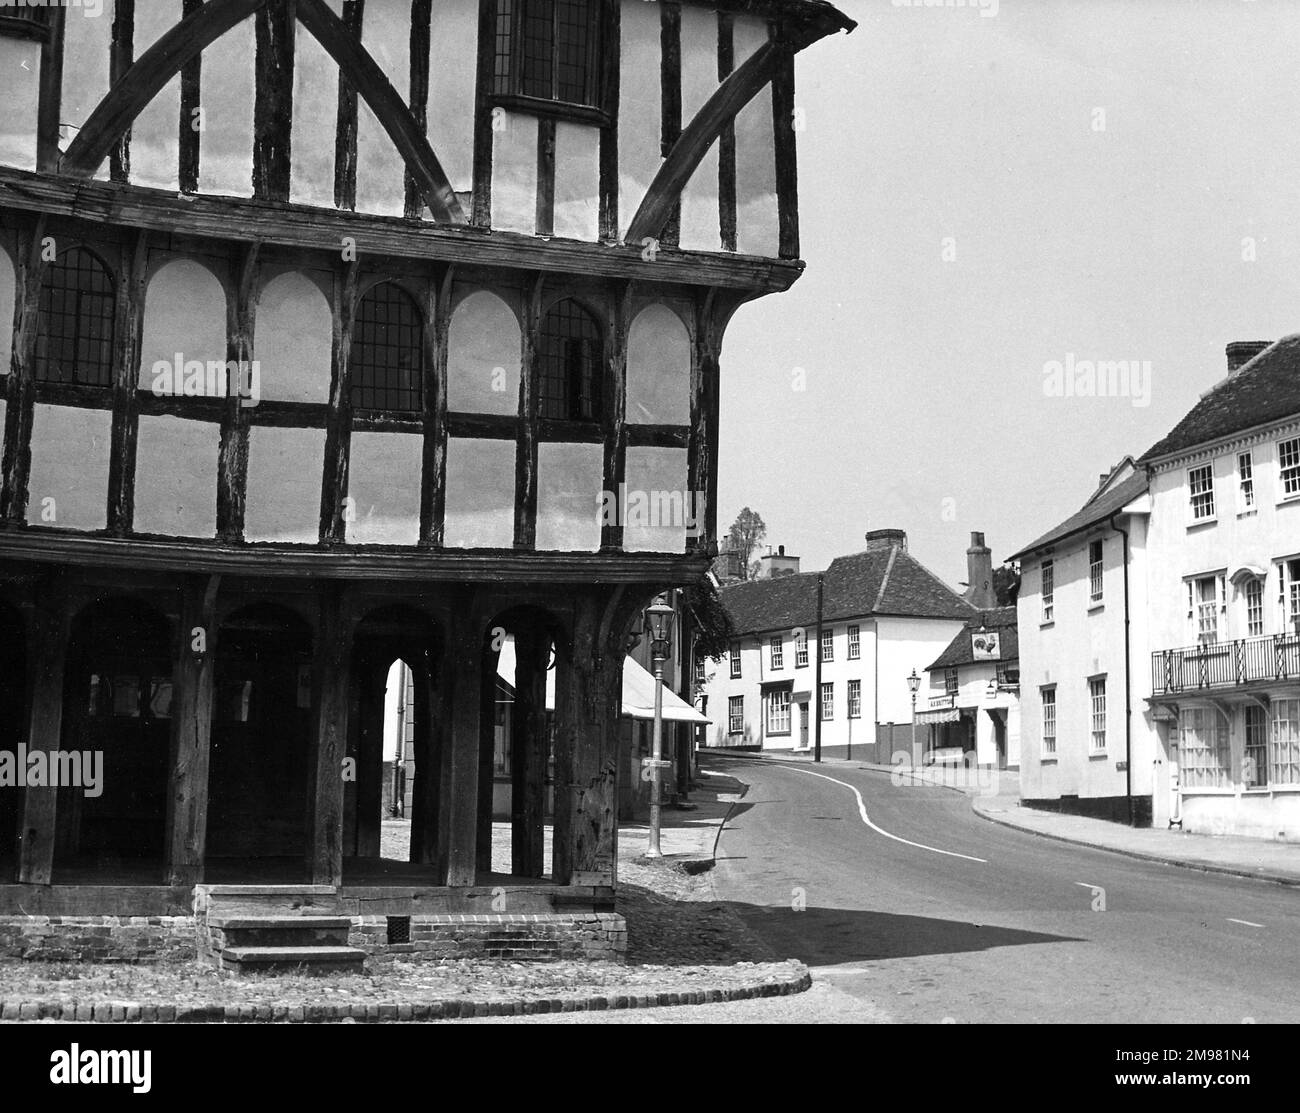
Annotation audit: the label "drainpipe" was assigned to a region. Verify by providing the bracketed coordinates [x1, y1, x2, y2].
[1109, 513, 1134, 826]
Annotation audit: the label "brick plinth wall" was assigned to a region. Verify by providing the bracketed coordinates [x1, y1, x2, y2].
[0, 916, 197, 962]
[350, 914, 628, 963]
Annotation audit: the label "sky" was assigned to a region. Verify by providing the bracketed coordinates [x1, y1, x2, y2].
[717, 0, 1300, 588]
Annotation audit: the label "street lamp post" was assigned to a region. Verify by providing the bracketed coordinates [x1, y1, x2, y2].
[907, 668, 921, 774]
[644, 593, 675, 859]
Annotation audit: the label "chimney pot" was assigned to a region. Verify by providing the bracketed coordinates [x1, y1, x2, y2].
[1226, 341, 1271, 373]
[964, 530, 996, 609]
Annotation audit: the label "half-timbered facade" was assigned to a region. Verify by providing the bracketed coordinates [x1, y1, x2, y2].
[0, 0, 852, 943]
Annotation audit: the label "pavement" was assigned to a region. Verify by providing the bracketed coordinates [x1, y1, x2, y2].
[618, 765, 746, 868]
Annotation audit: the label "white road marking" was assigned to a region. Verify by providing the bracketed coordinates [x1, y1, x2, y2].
[1226, 918, 1264, 928]
[776, 765, 987, 863]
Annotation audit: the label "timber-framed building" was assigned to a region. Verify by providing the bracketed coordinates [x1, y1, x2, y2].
[0, 0, 851, 960]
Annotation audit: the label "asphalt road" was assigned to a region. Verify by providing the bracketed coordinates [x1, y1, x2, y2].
[707, 753, 1300, 1023]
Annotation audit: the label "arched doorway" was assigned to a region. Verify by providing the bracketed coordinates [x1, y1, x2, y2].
[206, 603, 313, 876]
[0, 601, 26, 874]
[345, 605, 441, 881]
[55, 597, 173, 879]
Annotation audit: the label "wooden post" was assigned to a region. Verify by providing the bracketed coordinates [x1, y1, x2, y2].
[353, 654, 385, 858]
[16, 576, 70, 885]
[437, 608, 480, 886]
[476, 643, 496, 874]
[408, 658, 442, 866]
[306, 589, 353, 885]
[511, 625, 548, 879]
[553, 592, 623, 887]
[163, 574, 219, 886]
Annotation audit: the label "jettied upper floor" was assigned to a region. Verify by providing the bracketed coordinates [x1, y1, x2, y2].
[0, 0, 854, 283]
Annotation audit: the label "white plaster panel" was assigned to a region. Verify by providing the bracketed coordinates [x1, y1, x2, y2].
[678, 5, 721, 252]
[244, 425, 325, 543]
[26, 404, 110, 530]
[346, 430, 422, 545]
[130, 0, 184, 191]
[617, 0, 662, 241]
[426, 0, 478, 194]
[0, 243, 14, 375]
[552, 121, 599, 242]
[255, 270, 333, 404]
[623, 446, 689, 553]
[355, 0, 410, 218]
[491, 112, 538, 234]
[133, 415, 219, 537]
[291, 2, 344, 209]
[444, 436, 515, 548]
[139, 259, 229, 391]
[0, 38, 41, 171]
[732, 15, 778, 257]
[536, 441, 603, 552]
[60, 6, 113, 178]
[198, 13, 257, 198]
[447, 290, 521, 414]
[626, 304, 690, 424]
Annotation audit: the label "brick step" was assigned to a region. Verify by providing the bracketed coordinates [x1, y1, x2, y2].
[220, 944, 367, 975]
[209, 915, 353, 948]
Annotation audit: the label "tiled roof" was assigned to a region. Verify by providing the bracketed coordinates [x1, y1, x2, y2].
[1008, 470, 1149, 561]
[719, 545, 976, 635]
[927, 607, 1019, 671]
[1139, 334, 1300, 462]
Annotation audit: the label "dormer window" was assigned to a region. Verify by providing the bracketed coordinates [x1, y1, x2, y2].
[492, 0, 605, 118]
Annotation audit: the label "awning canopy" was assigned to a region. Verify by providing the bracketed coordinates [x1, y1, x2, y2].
[495, 643, 709, 724]
[916, 708, 961, 724]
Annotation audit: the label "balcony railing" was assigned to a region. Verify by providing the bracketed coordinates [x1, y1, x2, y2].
[1151, 633, 1300, 696]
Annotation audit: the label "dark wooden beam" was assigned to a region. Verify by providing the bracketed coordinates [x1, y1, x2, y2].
[600, 282, 631, 552]
[475, 643, 495, 873]
[470, 0, 496, 228]
[410, 658, 442, 865]
[107, 229, 150, 535]
[296, 0, 466, 223]
[770, 42, 799, 259]
[253, 0, 293, 201]
[437, 598, 481, 886]
[510, 624, 549, 878]
[178, 0, 204, 194]
[534, 117, 555, 237]
[61, 0, 267, 178]
[421, 266, 452, 547]
[352, 653, 387, 857]
[513, 276, 543, 549]
[333, 0, 363, 211]
[0, 217, 44, 526]
[659, 3, 682, 248]
[306, 586, 355, 885]
[35, 6, 66, 173]
[320, 259, 359, 544]
[717, 13, 737, 253]
[597, 0, 621, 242]
[163, 573, 220, 886]
[216, 242, 258, 541]
[15, 574, 69, 885]
[109, 0, 135, 183]
[627, 40, 785, 247]
[405, 0, 432, 220]
[0, 168, 806, 292]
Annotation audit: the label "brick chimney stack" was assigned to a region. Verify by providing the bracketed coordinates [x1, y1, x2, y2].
[964, 531, 997, 609]
[865, 528, 907, 553]
[1226, 341, 1271, 374]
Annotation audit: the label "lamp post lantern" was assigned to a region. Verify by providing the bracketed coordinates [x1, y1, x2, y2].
[644, 593, 674, 859]
[907, 668, 921, 773]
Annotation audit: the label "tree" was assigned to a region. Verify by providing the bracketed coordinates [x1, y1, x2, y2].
[726, 508, 767, 582]
[994, 564, 1020, 607]
[684, 575, 736, 662]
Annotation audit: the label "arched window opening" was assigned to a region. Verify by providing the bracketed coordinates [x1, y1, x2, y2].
[537, 299, 601, 422]
[350, 283, 424, 413]
[35, 248, 116, 387]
